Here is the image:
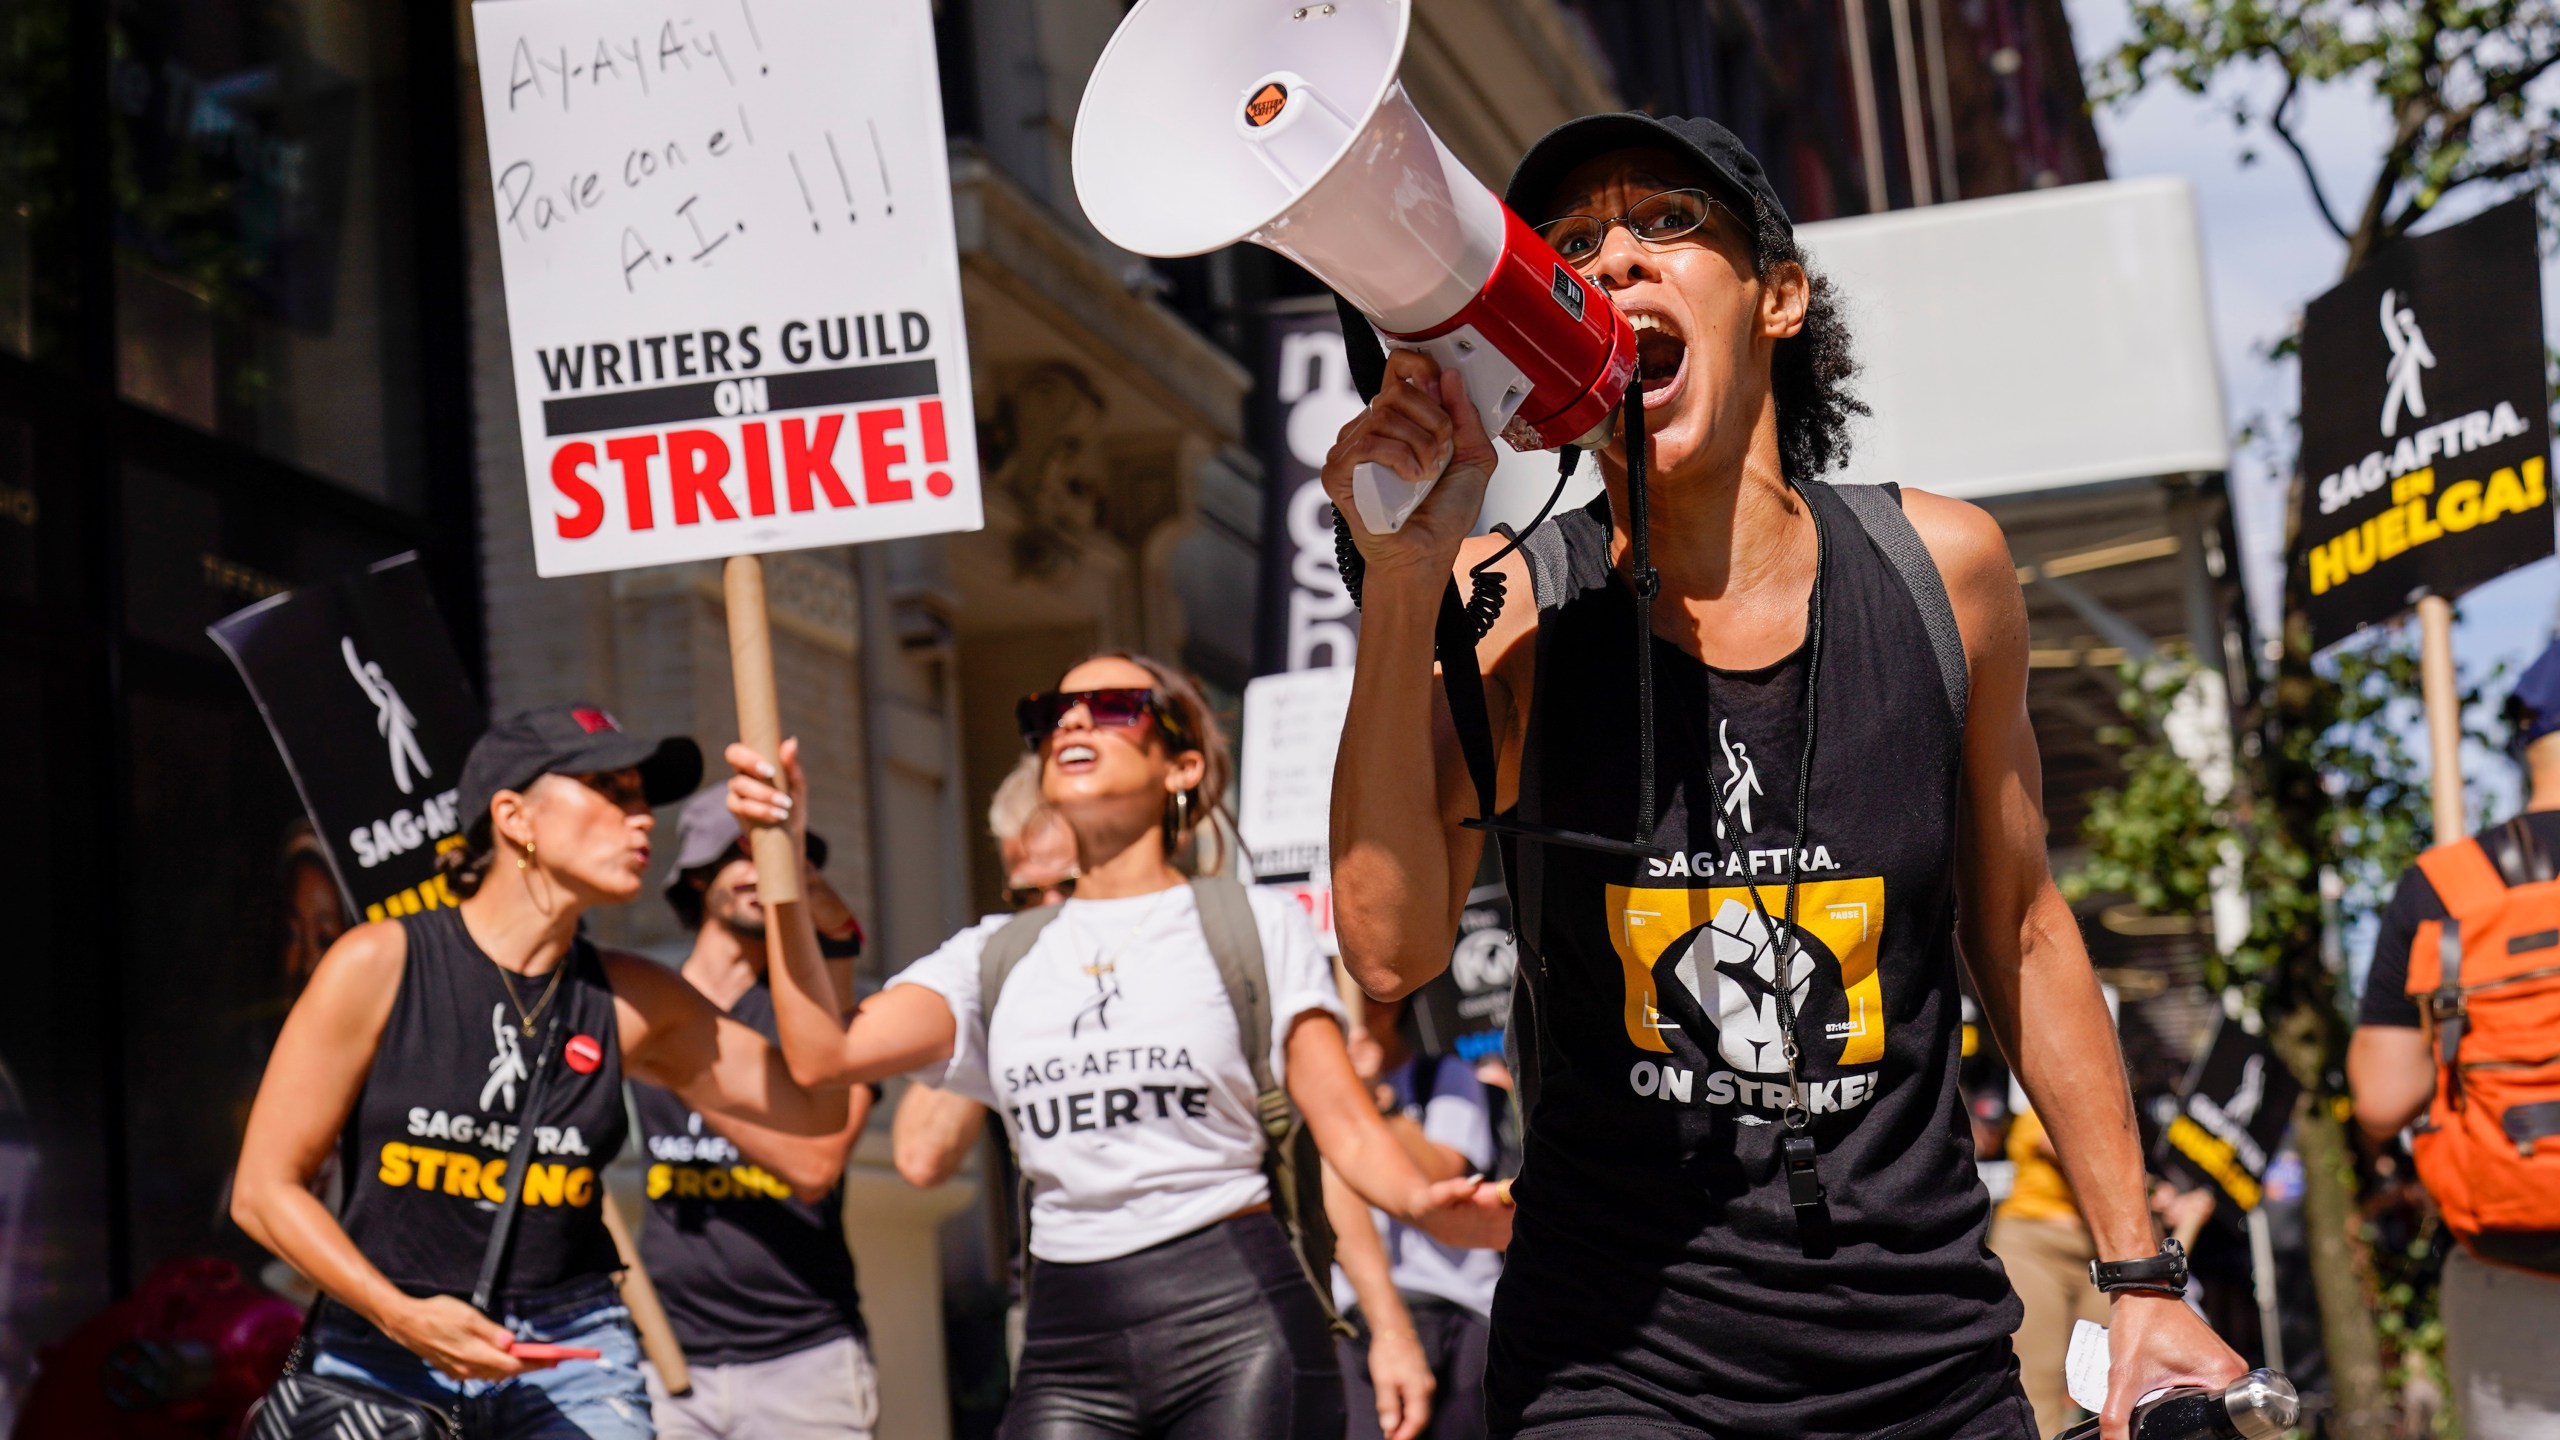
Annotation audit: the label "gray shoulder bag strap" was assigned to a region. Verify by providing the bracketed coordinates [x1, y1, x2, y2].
[977, 902, 1066, 1028]
[1830, 480, 1970, 733]
[1191, 876, 1276, 1099]
[977, 902, 1063, 1286]
[1190, 876, 1350, 1335]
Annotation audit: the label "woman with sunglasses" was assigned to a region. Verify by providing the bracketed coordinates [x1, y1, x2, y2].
[232, 705, 852, 1440]
[723, 653, 1513, 1440]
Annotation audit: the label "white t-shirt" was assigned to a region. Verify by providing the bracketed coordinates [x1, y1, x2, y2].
[1332, 1054, 1505, 1317]
[890, 884, 1344, 1263]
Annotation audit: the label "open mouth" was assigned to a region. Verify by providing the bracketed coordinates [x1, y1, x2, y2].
[1627, 309, 1688, 410]
[1055, 742, 1099, 771]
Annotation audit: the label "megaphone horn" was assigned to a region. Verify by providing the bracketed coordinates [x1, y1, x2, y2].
[1073, 0, 1635, 534]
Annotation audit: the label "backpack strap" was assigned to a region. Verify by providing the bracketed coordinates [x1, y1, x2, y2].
[977, 903, 1066, 1287]
[977, 903, 1065, 1030]
[1190, 876, 1351, 1336]
[2434, 916, 2469, 1108]
[2487, 814, 2556, 886]
[2413, 838, 2509, 1113]
[1192, 877, 1276, 1101]
[1829, 481, 1969, 734]
[2415, 836, 2509, 921]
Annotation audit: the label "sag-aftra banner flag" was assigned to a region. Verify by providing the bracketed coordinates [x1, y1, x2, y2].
[473, 0, 982, 577]
[209, 555, 486, 924]
[2291, 198, 2552, 651]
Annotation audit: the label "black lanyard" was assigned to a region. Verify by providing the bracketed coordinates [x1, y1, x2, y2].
[1672, 484, 1830, 1219]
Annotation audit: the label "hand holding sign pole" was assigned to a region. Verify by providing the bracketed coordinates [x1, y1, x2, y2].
[473, 0, 982, 891]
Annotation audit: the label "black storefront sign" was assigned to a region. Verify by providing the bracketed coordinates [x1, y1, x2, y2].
[208, 553, 485, 922]
[2154, 1014, 2301, 1212]
[1409, 885, 1516, 1061]
[2292, 198, 2553, 650]
[1253, 298, 1364, 675]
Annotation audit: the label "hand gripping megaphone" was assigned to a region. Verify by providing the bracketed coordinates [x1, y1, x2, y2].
[1072, 0, 1635, 534]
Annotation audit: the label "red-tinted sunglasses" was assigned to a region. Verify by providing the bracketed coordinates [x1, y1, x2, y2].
[1016, 687, 1196, 751]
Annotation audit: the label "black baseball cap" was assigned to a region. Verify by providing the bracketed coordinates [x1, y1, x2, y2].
[1505, 113, 1791, 239]
[457, 703, 702, 837]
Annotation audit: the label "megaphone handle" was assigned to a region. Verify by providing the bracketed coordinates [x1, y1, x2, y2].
[1351, 460, 1436, 536]
[1349, 329, 1533, 534]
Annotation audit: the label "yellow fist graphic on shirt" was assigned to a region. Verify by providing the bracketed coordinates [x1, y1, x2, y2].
[1605, 877, 1885, 1072]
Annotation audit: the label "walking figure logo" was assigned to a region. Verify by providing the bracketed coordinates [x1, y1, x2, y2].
[2378, 288, 2435, 438]
[482, 1004, 528, 1111]
[2226, 1053, 2267, 1127]
[343, 637, 431, 796]
[1072, 961, 1121, 1037]
[1716, 719, 1761, 840]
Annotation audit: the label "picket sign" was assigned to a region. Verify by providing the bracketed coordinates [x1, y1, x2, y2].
[472, 0, 983, 896]
[2290, 201, 2554, 836]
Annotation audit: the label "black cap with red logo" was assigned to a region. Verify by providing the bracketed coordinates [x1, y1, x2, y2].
[457, 703, 703, 837]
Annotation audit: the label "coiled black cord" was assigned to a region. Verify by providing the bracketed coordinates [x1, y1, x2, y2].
[1332, 446, 1584, 651]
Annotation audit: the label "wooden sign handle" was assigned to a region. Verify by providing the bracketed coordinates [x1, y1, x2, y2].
[724, 556, 802, 905]
[601, 1188, 691, 1394]
[2418, 594, 2465, 847]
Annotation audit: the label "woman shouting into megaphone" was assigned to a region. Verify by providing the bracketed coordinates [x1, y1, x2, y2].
[1319, 113, 2244, 1440]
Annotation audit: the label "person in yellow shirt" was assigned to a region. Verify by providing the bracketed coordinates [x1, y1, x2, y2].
[1989, 1108, 2109, 1436]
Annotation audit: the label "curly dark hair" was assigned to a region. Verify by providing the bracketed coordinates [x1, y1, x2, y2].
[1750, 202, 1867, 485]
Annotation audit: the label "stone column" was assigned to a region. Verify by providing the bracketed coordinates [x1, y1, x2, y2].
[840, 1141, 978, 1440]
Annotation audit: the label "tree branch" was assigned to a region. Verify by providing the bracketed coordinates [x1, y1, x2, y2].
[2269, 69, 2352, 241]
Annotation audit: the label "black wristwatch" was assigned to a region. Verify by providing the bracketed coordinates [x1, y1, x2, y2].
[2089, 1238, 2188, 1299]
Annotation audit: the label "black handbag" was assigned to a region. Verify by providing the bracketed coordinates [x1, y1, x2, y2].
[244, 1017, 563, 1440]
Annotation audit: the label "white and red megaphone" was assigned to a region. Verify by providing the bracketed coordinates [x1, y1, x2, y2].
[1072, 0, 1634, 534]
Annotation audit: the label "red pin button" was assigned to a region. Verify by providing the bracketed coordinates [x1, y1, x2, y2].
[564, 1034, 604, 1074]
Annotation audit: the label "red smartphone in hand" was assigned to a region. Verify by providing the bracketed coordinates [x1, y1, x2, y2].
[508, 1342, 602, 1362]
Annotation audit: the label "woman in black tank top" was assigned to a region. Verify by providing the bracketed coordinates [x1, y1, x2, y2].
[231, 704, 852, 1440]
[1316, 117, 2247, 1440]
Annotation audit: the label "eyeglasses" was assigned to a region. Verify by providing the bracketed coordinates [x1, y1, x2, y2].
[1534, 188, 1723, 271]
[1004, 874, 1079, 909]
[1015, 687, 1196, 752]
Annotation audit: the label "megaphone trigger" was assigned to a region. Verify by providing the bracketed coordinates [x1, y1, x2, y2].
[1349, 326, 1530, 534]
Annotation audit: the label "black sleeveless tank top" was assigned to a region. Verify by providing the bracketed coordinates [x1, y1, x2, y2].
[336, 908, 628, 1300]
[634, 979, 864, 1365]
[1487, 483, 2021, 1439]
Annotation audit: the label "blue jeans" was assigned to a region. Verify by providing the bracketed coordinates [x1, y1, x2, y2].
[310, 1279, 653, 1440]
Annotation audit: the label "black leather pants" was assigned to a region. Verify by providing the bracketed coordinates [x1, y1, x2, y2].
[1000, 1211, 1346, 1440]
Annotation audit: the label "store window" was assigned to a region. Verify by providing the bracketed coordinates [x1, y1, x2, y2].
[111, 0, 426, 507]
[0, 0, 68, 359]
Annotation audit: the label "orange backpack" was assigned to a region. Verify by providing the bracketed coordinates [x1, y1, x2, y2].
[2409, 817, 2560, 1272]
